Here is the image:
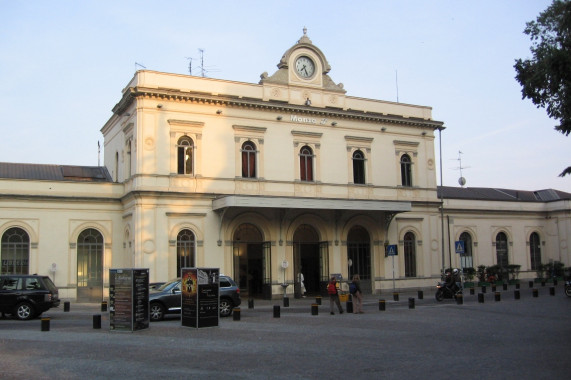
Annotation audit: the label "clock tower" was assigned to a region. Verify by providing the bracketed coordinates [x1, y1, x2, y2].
[259, 28, 346, 107]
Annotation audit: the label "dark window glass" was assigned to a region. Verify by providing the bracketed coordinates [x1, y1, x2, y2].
[352, 150, 365, 184]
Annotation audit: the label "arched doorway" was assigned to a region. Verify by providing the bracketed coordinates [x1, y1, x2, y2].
[293, 224, 328, 298]
[347, 225, 371, 293]
[77, 228, 104, 302]
[233, 224, 271, 299]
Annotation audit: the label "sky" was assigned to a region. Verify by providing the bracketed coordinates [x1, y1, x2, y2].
[1, 0, 569, 192]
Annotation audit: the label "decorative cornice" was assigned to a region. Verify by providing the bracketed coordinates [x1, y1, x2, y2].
[113, 87, 444, 130]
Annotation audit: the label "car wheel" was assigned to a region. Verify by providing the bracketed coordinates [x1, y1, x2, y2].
[14, 302, 35, 320]
[150, 303, 165, 321]
[219, 298, 233, 317]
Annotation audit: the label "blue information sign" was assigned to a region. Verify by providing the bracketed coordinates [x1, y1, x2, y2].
[455, 241, 465, 255]
[386, 244, 398, 256]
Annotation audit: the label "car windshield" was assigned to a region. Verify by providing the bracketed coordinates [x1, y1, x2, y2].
[156, 279, 180, 291]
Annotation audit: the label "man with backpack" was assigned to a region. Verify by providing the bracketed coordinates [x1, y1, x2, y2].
[327, 276, 344, 315]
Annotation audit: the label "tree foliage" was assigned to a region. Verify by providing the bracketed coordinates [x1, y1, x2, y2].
[514, 0, 571, 176]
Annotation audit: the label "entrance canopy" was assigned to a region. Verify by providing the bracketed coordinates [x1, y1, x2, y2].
[213, 195, 411, 213]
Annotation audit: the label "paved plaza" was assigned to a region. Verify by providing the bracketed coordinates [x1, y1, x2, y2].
[1, 284, 570, 379]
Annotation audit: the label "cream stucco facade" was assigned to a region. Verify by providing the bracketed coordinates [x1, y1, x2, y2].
[1, 31, 569, 301]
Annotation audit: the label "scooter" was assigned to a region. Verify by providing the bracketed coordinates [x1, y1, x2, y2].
[435, 281, 462, 302]
[565, 280, 571, 297]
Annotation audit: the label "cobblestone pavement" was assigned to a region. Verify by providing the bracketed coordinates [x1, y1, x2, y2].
[1, 284, 570, 379]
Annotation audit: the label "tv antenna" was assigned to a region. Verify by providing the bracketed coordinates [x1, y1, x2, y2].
[185, 57, 193, 75]
[135, 62, 146, 70]
[186, 49, 219, 77]
[451, 150, 470, 187]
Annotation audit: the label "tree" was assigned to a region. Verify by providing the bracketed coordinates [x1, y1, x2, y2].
[514, 0, 571, 177]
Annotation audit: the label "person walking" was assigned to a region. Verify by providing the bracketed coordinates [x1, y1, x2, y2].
[350, 274, 364, 314]
[327, 276, 344, 315]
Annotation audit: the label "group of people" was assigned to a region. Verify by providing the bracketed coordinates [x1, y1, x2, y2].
[327, 274, 364, 315]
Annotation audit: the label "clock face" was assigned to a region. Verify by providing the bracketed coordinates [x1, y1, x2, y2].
[295, 56, 315, 78]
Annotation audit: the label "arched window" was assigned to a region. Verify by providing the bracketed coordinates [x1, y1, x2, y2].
[241, 141, 257, 178]
[459, 232, 473, 269]
[114, 152, 119, 182]
[177, 136, 194, 175]
[400, 154, 412, 187]
[529, 232, 541, 270]
[496, 232, 509, 268]
[177, 229, 196, 276]
[352, 150, 365, 184]
[404, 232, 416, 277]
[300, 145, 314, 182]
[1, 227, 30, 274]
[126, 140, 132, 178]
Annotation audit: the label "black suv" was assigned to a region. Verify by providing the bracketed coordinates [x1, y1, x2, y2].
[149, 275, 241, 321]
[0, 274, 60, 320]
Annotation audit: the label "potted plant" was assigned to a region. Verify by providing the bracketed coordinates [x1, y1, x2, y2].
[477, 265, 489, 287]
[463, 267, 475, 288]
[507, 264, 521, 285]
[535, 263, 546, 283]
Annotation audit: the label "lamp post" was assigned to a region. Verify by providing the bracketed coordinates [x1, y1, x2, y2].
[438, 126, 446, 275]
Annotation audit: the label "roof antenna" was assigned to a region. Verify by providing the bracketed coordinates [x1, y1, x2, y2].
[452, 150, 470, 187]
[135, 62, 146, 70]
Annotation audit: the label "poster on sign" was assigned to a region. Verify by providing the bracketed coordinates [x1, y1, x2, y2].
[181, 268, 220, 328]
[109, 268, 149, 332]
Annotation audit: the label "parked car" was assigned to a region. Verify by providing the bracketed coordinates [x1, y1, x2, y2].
[149, 275, 241, 321]
[0, 274, 60, 320]
[149, 282, 165, 290]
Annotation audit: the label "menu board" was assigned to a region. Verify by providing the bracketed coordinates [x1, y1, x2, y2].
[109, 268, 149, 332]
[181, 268, 219, 328]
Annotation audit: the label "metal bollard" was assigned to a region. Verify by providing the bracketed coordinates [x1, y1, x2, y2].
[393, 292, 399, 301]
[64, 301, 70, 312]
[529, 281, 533, 288]
[478, 293, 485, 303]
[417, 290, 424, 300]
[311, 304, 318, 316]
[248, 299, 254, 309]
[532, 288, 539, 298]
[346, 300, 353, 313]
[549, 287, 555, 296]
[101, 301, 107, 312]
[283, 297, 289, 307]
[514, 290, 520, 300]
[233, 308, 240, 321]
[273, 305, 280, 318]
[456, 294, 463, 305]
[315, 296, 322, 305]
[93, 314, 101, 329]
[379, 299, 386, 311]
[408, 297, 415, 309]
[41, 317, 50, 331]
[495, 292, 501, 302]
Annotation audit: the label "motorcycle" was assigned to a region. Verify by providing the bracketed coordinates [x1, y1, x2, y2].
[565, 280, 571, 297]
[435, 281, 462, 302]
